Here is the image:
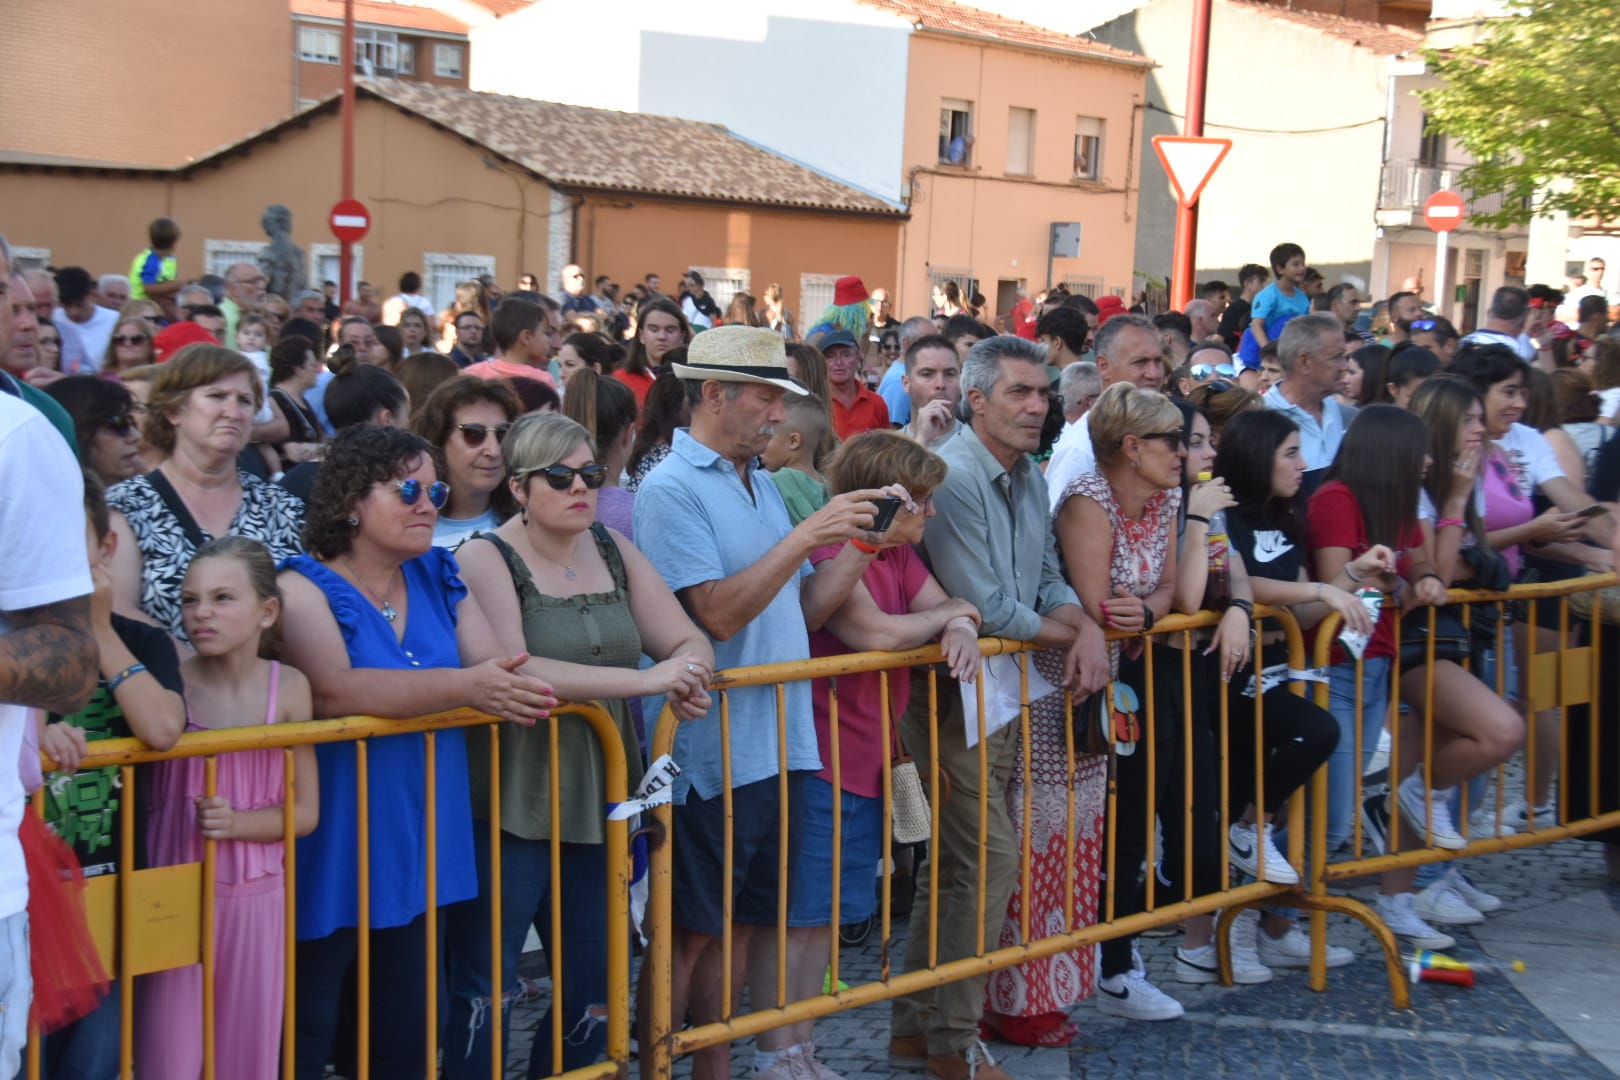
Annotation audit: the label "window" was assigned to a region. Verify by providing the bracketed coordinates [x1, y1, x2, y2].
[398, 41, 414, 75]
[354, 29, 400, 75]
[309, 244, 365, 296]
[298, 26, 341, 64]
[938, 99, 973, 165]
[1006, 107, 1035, 175]
[1060, 276, 1106, 299]
[798, 274, 841, 329]
[204, 240, 263, 280]
[929, 268, 976, 312]
[424, 252, 495, 311]
[687, 266, 750, 314]
[1074, 117, 1104, 181]
[1419, 113, 1446, 166]
[434, 43, 463, 78]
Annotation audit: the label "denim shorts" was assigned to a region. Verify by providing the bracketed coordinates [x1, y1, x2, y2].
[787, 776, 884, 928]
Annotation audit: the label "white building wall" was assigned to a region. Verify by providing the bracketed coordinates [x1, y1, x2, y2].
[471, 0, 912, 203]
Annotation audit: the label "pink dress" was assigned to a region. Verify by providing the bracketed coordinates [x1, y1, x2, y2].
[135, 662, 287, 1080]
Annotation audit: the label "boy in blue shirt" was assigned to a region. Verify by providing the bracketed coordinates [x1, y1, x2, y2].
[1249, 242, 1310, 351]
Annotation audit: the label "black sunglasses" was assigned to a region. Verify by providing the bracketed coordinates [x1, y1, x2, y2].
[394, 478, 451, 508]
[1135, 431, 1185, 449]
[113, 334, 149, 346]
[530, 464, 609, 490]
[457, 422, 511, 446]
[101, 414, 139, 436]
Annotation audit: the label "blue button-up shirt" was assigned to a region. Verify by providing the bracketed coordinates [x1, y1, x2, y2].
[632, 430, 818, 802]
[1263, 383, 1354, 472]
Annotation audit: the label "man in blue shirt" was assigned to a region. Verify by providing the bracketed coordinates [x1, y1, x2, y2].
[632, 325, 886, 1080]
[1262, 313, 1356, 494]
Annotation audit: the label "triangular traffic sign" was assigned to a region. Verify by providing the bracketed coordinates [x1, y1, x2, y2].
[1152, 136, 1232, 208]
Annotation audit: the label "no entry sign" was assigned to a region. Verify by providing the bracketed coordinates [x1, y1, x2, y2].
[329, 198, 371, 243]
[1423, 190, 1465, 233]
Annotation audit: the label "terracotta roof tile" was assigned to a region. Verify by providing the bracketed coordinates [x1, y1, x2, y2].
[856, 0, 1151, 64]
[463, 0, 534, 13]
[291, 0, 470, 35]
[1226, 0, 1422, 55]
[360, 79, 903, 214]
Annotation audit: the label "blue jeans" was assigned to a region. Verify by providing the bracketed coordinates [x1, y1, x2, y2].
[1326, 658, 1392, 850]
[443, 830, 607, 1079]
[33, 982, 121, 1080]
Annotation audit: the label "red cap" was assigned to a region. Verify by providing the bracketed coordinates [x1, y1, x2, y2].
[1095, 294, 1128, 326]
[833, 276, 870, 307]
[152, 321, 219, 362]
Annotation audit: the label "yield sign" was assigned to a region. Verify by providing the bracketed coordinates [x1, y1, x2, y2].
[1152, 136, 1232, 208]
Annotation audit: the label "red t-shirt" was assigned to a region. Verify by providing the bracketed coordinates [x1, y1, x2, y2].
[832, 386, 891, 440]
[1305, 480, 1419, 664]
[808, 543, 931, 798]
[613, 368, 655, 411]
[1011, 297, 1037, 340]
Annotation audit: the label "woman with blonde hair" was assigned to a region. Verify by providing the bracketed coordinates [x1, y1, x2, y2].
[761, 282, 796, 339]
[724, 291, 761, 328]
[102, 316, 158, 375]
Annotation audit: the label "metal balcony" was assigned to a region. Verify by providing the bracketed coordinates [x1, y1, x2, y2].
[1377, 159, 1510, 218]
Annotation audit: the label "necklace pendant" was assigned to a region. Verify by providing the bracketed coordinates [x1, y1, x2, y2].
[381, 600, 398, 622]
[564, 566, 577, 581]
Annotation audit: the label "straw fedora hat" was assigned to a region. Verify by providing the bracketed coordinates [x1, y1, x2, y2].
[670, 325, 807, 395]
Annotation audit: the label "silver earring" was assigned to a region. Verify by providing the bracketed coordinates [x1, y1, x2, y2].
[347, 515, 359, 527]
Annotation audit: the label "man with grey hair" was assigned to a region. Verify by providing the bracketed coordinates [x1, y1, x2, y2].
[890, 334, 1105, 1080]
[1044, 313, 1166, 510]
[96, 273, 130, 310]
[1184, 298, 1220, 343]
[0, 237, 77, 446]
[878, 314, 939, 425]
[1263, 312, 1355, 488]
[1059, 359, 1101, 424]
[293, 289, 327, 325]
[176, 282, 214, 315]
[221, 262, 268, 345]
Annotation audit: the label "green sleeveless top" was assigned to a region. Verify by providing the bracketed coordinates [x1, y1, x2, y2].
[465, 524, 646, 844]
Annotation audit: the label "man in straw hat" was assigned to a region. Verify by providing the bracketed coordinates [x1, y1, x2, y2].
[632, 326, 899, 1080]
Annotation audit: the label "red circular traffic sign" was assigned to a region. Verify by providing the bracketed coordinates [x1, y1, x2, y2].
[329, 198, 371, 243]
[1423, 190, 1465, 233]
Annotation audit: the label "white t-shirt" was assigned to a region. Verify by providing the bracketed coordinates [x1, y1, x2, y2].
[1494, 421, 1564, 495]
[0, 394, 92, 920]
[433, 507, 501, 550]
[1044, 413, 1096, 514]
[53, 304, 120, 375]
[1459, 328, 1536, 363]
[241, 350, 276, 425]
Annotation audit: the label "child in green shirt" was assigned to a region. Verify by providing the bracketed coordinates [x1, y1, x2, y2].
[763, 392, 831, 525]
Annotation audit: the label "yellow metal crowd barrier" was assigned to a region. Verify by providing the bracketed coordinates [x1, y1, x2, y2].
[639, 605, 1339, 1080]
[1306, 574, 1620, 1007]
[27, 703, 631, 1080]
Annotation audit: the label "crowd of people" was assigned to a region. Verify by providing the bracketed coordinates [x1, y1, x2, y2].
[3, 219, 1620, 1080]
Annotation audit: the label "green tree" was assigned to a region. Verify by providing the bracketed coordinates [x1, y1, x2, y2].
[1419, 0, 1620, 229]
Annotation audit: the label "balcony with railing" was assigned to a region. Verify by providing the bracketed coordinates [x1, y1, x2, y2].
[1376, 158, 1523, 226]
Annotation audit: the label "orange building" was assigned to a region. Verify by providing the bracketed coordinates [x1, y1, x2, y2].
[0, 81, 904, 314]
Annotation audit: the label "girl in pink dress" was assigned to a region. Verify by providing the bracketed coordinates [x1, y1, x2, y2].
[135, 537, 318, 1080]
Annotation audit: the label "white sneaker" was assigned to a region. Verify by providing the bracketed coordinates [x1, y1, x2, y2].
[1229, 821, 1299, 885]
[1445, 868, 1503, 914]
[1396, 773, 1466, 850]
[1096, 969, 1185, 1020]
[1376, 892, 1456, 950]
[1413, 879, 1484, 926]
[1466, 805, 1517, 839]
[1254, 922, 1355, 969]
[1502, 799, 1557, 831]
[1364, 728, 1392, 784]
[1173, 940, 1273, 985]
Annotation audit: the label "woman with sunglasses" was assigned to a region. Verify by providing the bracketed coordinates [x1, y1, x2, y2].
[36, 320, 62, 372]
[277, 423, 555, 1080]
[43, 375, 147, 487]
[101, 316, 157, 375]
[412, 375, 523, 549]
[106, 345, 305, 647]
[448, 413, 712, 1078]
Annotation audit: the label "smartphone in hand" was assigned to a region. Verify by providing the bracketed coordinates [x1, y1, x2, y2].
[871, 496, 903, 532]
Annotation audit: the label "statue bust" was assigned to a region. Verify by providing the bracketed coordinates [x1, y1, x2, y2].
[258, 204, 307, 300]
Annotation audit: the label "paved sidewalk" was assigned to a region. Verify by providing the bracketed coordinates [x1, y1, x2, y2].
[502, 835, 1620, 1079]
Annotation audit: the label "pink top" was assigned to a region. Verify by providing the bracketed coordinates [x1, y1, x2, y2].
[462, 357, 557, 388]
[145, 661, 287, 886]
[1480, 447, 1534, 576]
[808, 543, 931, 798]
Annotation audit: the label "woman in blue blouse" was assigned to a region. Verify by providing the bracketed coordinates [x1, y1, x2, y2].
[278, 424, 555, 1080]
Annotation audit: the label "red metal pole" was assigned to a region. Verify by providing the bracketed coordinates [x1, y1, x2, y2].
[1171, 0, 1214, 311]
[340, 0, 356, 308]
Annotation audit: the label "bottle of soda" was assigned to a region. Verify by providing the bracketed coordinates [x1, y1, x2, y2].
[1196, 470, 1230, 608]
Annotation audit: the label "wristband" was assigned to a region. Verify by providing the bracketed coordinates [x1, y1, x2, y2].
[850, 538, 881, 554]
[1141, 606, 1155, 633]
[1185, 513, 1210, 526]
[1344, 563, 1365, 584]
[1418, 572, 1445, 587]
[1227, 598, 1254, 618]
[1435, 517, 1466, 530]
[106, 663, 147, 693]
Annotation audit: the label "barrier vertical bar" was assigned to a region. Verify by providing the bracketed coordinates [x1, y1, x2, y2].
[1559, 597, 1571, 824]
[878, 669, 893, 981]
[549, 713, 564, 1073]
[1062, 688, 1078, 929]
[927, 668, 940, 969]
[1181, 634, 1193, 900]
[1104, 678, 1119, 923]
[283, 748, 298, 1080]
[120, 764, 136, 1080]
[1526, 602, 1540, 831]
[1018, 652, 1032, 943]
[1423, 607, 1436, 847]
[1252, 634, 1266, 883]
[646, 704, 676, 1080]
[829, 680, 843, 989]
[719, 692, 734, 1017]
[775, 681, 789, 1009]
[1144, 635, 1158, 912]
[356, 739, 371, 1079]
[489, 725, 503, 1080]
[202, 755, 218, 1080]
[425, 731, 439, 1077]
[974, 663, 988, 955]
[1591, 596, 1603, 821]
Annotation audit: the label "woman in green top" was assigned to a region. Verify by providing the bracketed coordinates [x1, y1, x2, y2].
[447, 413, 715, 1077]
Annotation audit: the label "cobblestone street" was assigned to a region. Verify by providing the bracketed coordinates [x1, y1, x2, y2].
[503, 835, 1620, 1078]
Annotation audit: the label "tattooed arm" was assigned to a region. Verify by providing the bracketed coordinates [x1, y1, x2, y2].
[0, 596, 98, 714]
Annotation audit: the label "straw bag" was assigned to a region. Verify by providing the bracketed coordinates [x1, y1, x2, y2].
[1566, 573, 1620, 626]
[890, 755, 932, 845]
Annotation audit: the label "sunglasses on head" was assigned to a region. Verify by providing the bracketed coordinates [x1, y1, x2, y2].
[530, 464, 609, 491]
[393, 478, 451, 508]
[1190, 363, 1237, 380]
[113, 334, 149, 346]
[457, 422, 511, 446]
[101, 414, 139, 436]
[1409, 318, 1438, 332]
